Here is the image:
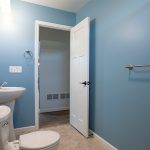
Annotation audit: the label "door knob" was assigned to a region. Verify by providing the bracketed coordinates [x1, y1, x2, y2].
[80, 81, 90, 86]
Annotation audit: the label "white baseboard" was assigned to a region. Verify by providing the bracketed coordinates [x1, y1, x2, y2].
[40, 107, 69, 113]
[90, 130, 118, 150]
[15, 126, 37, 136]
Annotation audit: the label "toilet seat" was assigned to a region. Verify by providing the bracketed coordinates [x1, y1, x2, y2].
[19, 130, 60, 149]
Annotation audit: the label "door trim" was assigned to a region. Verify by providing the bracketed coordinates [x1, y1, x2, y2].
[34, 20, 72, 129]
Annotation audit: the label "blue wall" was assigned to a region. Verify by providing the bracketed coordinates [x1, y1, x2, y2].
[0, 0, 76, 128]
[1, 0, 150, 149]
[77, 0, 150, 150]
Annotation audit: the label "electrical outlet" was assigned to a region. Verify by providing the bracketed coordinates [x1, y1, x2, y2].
[9, 66, 22, 73]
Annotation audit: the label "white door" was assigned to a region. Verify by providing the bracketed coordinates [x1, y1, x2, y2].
[70, 17, 90, 137]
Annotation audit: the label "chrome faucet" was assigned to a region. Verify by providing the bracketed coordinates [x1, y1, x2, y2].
[0, 82, 8, 88]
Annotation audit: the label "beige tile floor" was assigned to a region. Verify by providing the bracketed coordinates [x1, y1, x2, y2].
[40, 123, 105, 150]
[39, 111, 106, 150]
[18, 111, 106, 150]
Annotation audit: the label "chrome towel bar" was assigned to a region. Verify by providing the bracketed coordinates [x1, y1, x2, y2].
[125, 64, 150, 70]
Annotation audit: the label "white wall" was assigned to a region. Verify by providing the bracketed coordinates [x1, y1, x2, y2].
[39, 27, 70, 112]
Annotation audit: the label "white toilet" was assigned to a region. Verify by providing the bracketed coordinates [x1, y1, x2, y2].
[0, 105, 60, 150]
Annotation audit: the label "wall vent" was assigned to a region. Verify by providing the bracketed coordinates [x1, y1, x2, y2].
[47, 94, 59, 100]
[60, 93, 66, 99]
[47, 94, 53, 100]
[47, 93, 69, 100]
[53, 94, 59, 99]
[66, 93, 70, 99]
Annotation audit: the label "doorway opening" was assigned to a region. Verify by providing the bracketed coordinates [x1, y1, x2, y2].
[39, 27, 70, 127]
[35, 21, 71, 129]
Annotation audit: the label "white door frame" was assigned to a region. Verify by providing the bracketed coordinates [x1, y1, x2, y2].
[34, 20, 72, 129]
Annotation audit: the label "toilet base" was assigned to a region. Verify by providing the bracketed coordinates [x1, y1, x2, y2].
[21, 144, 59, 150]
[8, 140, 19, 150]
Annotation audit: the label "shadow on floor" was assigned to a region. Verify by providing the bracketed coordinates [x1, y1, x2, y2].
[39, 110, 69, 128]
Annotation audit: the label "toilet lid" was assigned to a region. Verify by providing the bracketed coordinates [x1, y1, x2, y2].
[19, 130, 60, 149]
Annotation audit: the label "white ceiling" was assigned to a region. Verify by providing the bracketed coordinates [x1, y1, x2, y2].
[22, 0, 91, 13]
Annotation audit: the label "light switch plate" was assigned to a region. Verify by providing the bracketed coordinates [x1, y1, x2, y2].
[9, 66, 22, 73]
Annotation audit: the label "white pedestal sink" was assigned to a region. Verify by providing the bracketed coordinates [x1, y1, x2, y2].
[0, 87, 26, 141]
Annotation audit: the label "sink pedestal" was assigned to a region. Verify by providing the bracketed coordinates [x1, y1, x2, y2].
[0, 87, 26, 141]
[5, 100, 16, 141]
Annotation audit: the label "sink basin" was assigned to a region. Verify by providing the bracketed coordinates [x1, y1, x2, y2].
[0, 87, 26, 104]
